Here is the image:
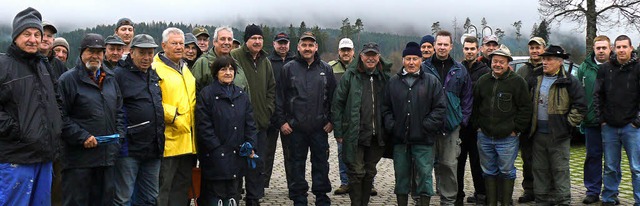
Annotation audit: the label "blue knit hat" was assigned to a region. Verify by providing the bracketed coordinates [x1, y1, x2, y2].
[12, 7, 43, 41]
[420, 35, 435, 46]
[403, 42, 422, 57]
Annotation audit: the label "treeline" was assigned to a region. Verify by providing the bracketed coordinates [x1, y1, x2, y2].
[0, 17, 587, 69]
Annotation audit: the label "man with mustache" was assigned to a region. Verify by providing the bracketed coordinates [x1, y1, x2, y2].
[420, 34, 435, 61]
[328, 37, 356, 196]
[265, 32, 296, 190]
[477, 35, 499, 67]
[114, 18, 134, 57]
[514, 36, 546, 204]
[578, 35, 613, 204]
[275, 31, 337, 206]
[332, 42, 392, 206]
[421, 30, 473, 206]
[192, 26, 249, 92]
[456, 36, 490, 205]
[58, 33, 124, 205]
[103, 35, 126, 70]
[113, 34, 165, 206]
[152, 28, 196, 206]
[0, 7, 63, 206]
[230, 24, 276, 206]
[594, 35, 640, 206]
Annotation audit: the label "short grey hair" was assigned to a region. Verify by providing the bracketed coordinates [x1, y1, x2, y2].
[213, 26, 233, 42]
[162, 27, 184, 43]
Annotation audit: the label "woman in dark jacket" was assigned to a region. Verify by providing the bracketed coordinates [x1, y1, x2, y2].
[196, 55, 258, 206]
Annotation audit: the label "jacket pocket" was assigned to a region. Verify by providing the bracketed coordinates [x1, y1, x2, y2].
[497, 92, 513, 113]
[445, 92, 463, 131]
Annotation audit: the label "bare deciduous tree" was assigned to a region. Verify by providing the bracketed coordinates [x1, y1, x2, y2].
[539, 0, 640, 51]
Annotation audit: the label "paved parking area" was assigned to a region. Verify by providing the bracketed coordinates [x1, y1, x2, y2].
[243, 134, 635, 205]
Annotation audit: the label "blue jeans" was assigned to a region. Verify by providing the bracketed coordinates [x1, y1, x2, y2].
[114, 156, 161, 206]
[584, 126, 609, 196]
[602, 123, 640, 204]
[477, 131, 519, 179]
[286, 130, 331, 206]
[337, 141, 349, 186]
[0, 162, 52, 206]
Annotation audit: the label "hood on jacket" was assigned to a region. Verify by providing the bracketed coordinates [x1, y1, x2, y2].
[609, 50, 638, 69]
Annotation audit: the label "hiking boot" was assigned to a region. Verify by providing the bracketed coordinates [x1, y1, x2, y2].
[370, 186, 378, 196]
[582, 195, 599, 204]
[517, 192, 534, 203]
[333, 184, 349, 195]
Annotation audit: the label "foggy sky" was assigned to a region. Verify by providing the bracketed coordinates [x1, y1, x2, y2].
[1, 0, 637, 44]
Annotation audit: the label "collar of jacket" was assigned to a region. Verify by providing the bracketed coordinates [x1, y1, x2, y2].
[122, 54, 152, 73]
[491, 69, 513, 80]
[211, 80, 243, 100]
[610, 51, 639, 69]
[294, 51, 321, 66]
[462, 59, 485, 72]
[348, 55, 392, 76]
[7, 43, 44, 65]
[74, 58, 114, 87]
[158, 52, 185, 71]
[532, 63, 571, 84]
[241, 44, 267, 62]
[396, 66, 425, 78]
[268, 50, 296, 61]
[423, 56, 463, 75]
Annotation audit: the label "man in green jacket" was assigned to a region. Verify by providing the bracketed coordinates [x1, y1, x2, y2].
[578, 35, 612, 204]
[332, 42, 391, 206]
[191, 26, 249, 92]
[230, 24, 276, 206]
[514, 36, 546, 203]
[473, 45, 532, 206]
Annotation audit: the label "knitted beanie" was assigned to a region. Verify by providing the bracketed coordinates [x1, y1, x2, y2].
[419, 35, 435, 46]
[403, 42, 422, 57]
[12, 7, 43, 40]
[243, 24, 263, 42]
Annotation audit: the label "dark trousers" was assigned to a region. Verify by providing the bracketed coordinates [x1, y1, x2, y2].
[158, 154, 193, 206]
[583, 126, 604, 196]
[243, 130, 266, 200]
[346, 141, 385, 206]
[198, 178, 241, 206]
[62, 166, 115, 206]
[519, 134, 534, 194]
[532, 132, 571, 205]
[457, 125, 485, 198]
[287, 130, 331, 206]
[52, 159, 63, 206]
[264, 125, 292, 188]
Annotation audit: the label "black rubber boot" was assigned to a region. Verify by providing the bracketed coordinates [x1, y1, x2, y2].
[396, 194, 409, 206]
[349, 182, 362, 206]
[418, 196, 431, 206]
[500, 179, 515, 206]
[485, 176, 498, 206]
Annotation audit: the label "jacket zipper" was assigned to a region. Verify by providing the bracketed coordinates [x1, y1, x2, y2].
[370, 76, 376, 136]
[491, 78, 499, 128]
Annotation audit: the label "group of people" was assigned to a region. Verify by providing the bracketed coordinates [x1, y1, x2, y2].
[2, 6, 640, 206]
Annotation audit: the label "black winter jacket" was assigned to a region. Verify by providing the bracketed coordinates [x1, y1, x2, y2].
[462, 59, 491, 87]
[275, 52, 337, 133]
[594, 53, 640, 127]
[0, 44, 63, 164]
[382, 69, 447, 145]
[268, 51, 295, 126]
[113, 56, 165, 158]
[58, 60, 124, 169]
[46, 55, 68, 80]
[196, 80, 257, 180]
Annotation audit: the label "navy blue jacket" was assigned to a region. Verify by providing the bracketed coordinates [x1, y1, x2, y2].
[113, 56, 165, 158]
[268, 51, 296, 127]
[422, 57, 473, 132]
[58, 60, 124, 169]
[0, 44, 63, 164]
[196, 80, 257, 180]
[275, 52, 337, 133]
[382, 68, 447, 145]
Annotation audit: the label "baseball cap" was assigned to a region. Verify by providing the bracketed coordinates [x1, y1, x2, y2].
[361, 42, 380, 54]
[299, 31, 316, 41]
[338, 38, 354, 49]
[104, 35, 125, 45]
[274, 32, 289, 42]
[483, 35, 499, 45]
[116, 18, 134, 29]
[528, 37, 546, 46]
[42, 20, 57, 34]
[79, 33, 106, 52]
[130, 34, 158, 48]
[192, 27, 209, 38]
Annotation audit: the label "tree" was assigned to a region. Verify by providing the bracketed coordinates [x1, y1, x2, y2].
[288, 23, 298, 53]
[512, 20, 523, 40]
[532, 19, 551, 42]
[311, 25, 328, 54]
[431, 21, 441, 35]
[495, 28, 505, 39]
[354, 18, 364, 33]
[298, 21, 307, 37]
[340, 18, 353, 38]
[463, 17, 472, 30]
[539, 0, 640, 52]
[530, 23, 539, 38]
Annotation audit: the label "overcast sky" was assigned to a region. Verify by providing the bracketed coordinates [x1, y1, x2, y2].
[1, 0, 637, 43]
